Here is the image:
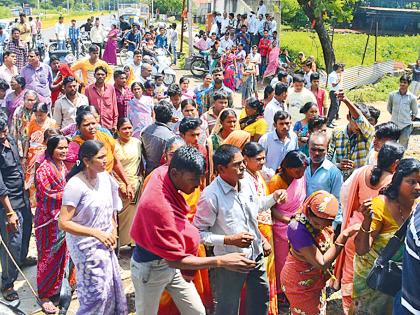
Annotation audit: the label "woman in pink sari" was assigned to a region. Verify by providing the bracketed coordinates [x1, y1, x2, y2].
[333, 142, 404, 314]
[267, 150, 307, 301]
[102, 24, 119, 65]
[222, 46, 237, 91]
[263, 41, 280, 79]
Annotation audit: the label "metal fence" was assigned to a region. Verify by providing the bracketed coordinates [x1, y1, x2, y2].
[320, 60, 395, 90]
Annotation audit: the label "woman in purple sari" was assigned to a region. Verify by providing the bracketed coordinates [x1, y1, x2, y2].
[267, 150, 307, 300]
[5, 75, 26, 125]
[59, 140, 128, 315]
[102, 24, 119, 65]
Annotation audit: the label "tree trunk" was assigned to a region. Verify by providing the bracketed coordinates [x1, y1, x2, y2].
[297, 0, 336, 73]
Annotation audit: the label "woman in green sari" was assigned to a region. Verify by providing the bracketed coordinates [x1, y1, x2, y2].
[353, 158, 420, 314]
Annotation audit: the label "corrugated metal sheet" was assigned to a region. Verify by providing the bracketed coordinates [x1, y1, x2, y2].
[320, 60, 395, 90]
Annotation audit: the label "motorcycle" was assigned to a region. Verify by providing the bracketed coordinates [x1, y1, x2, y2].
[190, 49, 209, 78]
[35, 34, 46, 61]
[144, 48, 176, 85]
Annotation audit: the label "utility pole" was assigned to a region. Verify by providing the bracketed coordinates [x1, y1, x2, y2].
[188, 0, 193, 56]
[67, 0, 70, 13]
[180, 0, 186, 52]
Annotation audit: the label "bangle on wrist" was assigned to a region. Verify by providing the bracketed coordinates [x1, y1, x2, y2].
[6, 211, 16, 217]
[360, 226, 373, 234]
[334, 241, 345, 247]
[215, 258, 221, 268]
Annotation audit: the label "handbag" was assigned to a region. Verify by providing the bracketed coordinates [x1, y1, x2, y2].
[366, 216, 410, 297]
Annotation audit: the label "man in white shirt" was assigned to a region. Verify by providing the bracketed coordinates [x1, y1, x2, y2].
[220, 12, 230, 35]
[0, 51, 18, 85]
[29, 17, 37, 49]
[194, 144, 285, 315]
[302, 60, 313, 89]
[259, 111, 299, 179]
[53, 77, 89, 128]
[270, 16, 277, 36]
[257, 0, 267, 17]
[326, 63, 344, 127]
[55, 16, 66, 51]
[220, 32, 234, 50]
[287, 75, 317, 123]
[90, 18, 106, 57]
[128, 50, 143, 81]
[264, 82, 288, 132]
[248, 12, 259, 46]
[168, 23, 178, 65]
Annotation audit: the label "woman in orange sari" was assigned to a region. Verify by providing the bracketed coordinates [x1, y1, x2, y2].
[25, 102, 57, 207]
[280, 191, 359, 315]
[65, 109, 134, 198]
[142, 136, 214, 314]
[267, 150, 307, 303]
[333, 142, 405, 314]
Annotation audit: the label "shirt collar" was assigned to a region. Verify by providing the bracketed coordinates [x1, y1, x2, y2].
[217, 176, 237, 194]
[273, 130, 291, 142]
[309, 158, 333, 171]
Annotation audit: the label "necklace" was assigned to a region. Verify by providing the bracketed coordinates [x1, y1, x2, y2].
[83, 171, 98, 189]
[398, 204, 405, 222]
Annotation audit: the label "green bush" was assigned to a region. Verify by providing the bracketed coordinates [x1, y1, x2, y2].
[346, 75, 400, 103]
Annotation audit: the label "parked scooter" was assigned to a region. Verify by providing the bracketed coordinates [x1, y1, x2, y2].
[143, 48, 176, 85]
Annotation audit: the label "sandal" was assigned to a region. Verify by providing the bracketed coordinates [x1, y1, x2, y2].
[40, 300, 58, 314]
[21, 256, 38, 267]
[1, 287, 19, 303]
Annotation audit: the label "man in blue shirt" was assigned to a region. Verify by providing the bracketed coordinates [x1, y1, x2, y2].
[124, 24, 141, 52]
[305, 132, 343, 229]
[235, 25, 251, 54]
[155, 27, 168, 49]
[68, 19, 80, 57]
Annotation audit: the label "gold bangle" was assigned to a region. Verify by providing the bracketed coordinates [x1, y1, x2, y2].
[334, 242, 345, 247]
[215, 258, 221, 268]
[360, 226, 373, 234]
[5, 212, 16, 217]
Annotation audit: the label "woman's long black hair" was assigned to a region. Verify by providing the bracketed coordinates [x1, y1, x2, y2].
[370, 142, 405, 186]
[66, 140, 104, 181]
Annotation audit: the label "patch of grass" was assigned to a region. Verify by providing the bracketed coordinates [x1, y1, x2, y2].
[346, 74, 400, 103]
[280, 30, 420, 69]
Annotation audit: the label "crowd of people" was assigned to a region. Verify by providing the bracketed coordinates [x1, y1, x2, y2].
[0, 8, 419, 315]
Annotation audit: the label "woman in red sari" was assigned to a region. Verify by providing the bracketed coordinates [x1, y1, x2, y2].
[49, 56, 76, 107]
[34, 135, 69, 314]
[280, 191, 359, 315]
[102, 24, 119, 65]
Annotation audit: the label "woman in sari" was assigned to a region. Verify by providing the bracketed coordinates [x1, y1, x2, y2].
[25, 102, 57, 207]
[263, 41, 280, 79]
[239, 97, 268, 141]
[293, 102, 319, 156]
[353, 158, 420, 315]
[235, 44, 246, 91]
[49, 55, 76, 107]
[334, 142, 405, 314]
[128, 82, 155, 138]
[35, 135, 69, 314]
[280, 191, 360, 315]
[115, 118, 142, 247]
[65, 110, 134, 198]
[241, 54, 256, 106]
[5, 75, 26, 125]
[102, 24, 119, 65]
[267, 150, 307, 300]
[180, 99, 208, 145]
[242, 142, 278, 315]
[207, 108, 238, 180]
[59, 140, 128, 315]
[222, 46, 237, 91]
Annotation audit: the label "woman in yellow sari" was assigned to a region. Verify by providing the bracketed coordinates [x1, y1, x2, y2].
[242, 142, 278, 315]
[353, 158, 420, 314]
[333, 142, 404, 314]
[142, 137, 214, 314]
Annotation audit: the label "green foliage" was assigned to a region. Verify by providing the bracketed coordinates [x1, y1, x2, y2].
[153, 0, 183, 14]
[281, 0, 308, 28]
[346, 74, 399, 103]
[280, 30, 420, 69]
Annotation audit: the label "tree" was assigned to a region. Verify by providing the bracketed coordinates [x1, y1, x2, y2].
[297, 0, 358, 73]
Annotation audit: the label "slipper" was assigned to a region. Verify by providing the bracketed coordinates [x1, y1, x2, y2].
[1, 287, 19, 303]
[40, 300, 58, 314]
[21, 256, 37, 267]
